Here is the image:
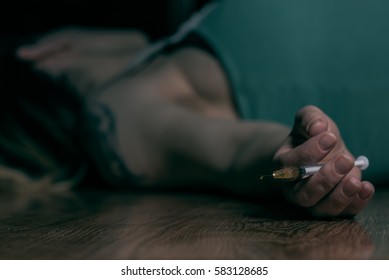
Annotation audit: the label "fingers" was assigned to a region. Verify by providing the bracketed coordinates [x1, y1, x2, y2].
[306, 175, 362, 217]
[339, 181, 375, 217]
[276, 105, 342, 163]
[17, 29, 73, 61]
[276, 141, 372, 219]
[307, 180, 374, 218]
[293, 105, 330, 138]
[33, 52, 76, 77]
[16, 27, 150, 62]
[17, 40, 70, 61]
[17, 49, 79, 83]
[284, 153, 374, 218]
[276, 131, 337, 167]
[284, 153, 355, 207]
[277, 105, 373, 218]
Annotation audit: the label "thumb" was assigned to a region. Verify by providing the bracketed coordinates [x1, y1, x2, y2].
[275, 131, 337, 168]
[292, 105, 329, 140]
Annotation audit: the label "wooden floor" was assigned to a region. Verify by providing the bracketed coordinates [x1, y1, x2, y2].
[0, 186, 388, 260]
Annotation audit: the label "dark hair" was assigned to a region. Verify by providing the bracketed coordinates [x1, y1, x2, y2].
[0, 39, 91, 190]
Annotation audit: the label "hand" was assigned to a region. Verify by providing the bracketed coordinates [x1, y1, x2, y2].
[16, 27, 149, 95]
[273, 105, 374, 218]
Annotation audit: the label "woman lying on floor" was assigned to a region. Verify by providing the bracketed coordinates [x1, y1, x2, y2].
[5, 0, 387, 218]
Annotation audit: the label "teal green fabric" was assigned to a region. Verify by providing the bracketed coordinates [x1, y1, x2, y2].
[194, 0, 389, 181]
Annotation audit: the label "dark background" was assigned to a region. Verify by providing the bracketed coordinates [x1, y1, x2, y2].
[0, 0, 210, 40]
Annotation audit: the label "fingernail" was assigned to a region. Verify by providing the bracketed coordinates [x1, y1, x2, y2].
[343, 177, 360, 197]
[319, 133, 336, 151]
[335, 155, 353, 175]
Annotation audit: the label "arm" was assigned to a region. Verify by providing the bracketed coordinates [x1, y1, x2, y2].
[84, 56, 290, 191]
[17, 27, 149, 95]
[17, 29, 374, 218]
[84, 51, 374, 218]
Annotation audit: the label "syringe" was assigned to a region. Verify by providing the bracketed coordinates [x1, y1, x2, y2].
[260, 155, 369, 181]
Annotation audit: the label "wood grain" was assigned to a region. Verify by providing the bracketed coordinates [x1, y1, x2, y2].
[0, 187, 387, 259]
